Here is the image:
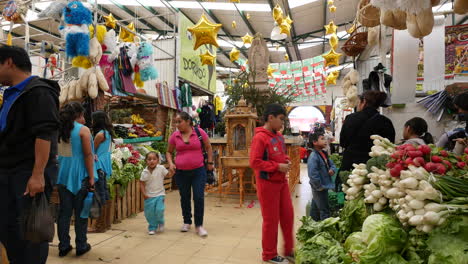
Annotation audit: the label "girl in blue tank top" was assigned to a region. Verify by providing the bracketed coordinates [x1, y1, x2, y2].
[91, 111, 114, 232]
[56, 102, 96, 257]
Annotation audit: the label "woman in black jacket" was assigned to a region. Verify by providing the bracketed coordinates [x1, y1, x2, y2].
[340, 91, 396, 172]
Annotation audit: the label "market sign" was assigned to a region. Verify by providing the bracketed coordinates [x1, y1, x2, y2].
[179, 14, 217, 93]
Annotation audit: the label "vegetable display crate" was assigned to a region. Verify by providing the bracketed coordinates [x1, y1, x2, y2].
[122, 137, 163, 144]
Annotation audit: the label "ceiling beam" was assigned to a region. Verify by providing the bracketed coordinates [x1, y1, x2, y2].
[293, 20, 354, 42]
[282, 0, 301, 60]
[457, 15, 468, 25]
[233, 4, 256, 36]
[107, 0, 167, 35]
[135, 0, 175, 30]
[267, 0, 293, 61]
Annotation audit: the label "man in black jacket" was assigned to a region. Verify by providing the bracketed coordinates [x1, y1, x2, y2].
[0, 45, 60, 264]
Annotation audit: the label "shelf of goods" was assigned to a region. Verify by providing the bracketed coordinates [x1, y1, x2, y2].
[295, 135, 468, 264]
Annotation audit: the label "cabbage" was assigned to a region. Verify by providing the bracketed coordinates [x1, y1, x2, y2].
[344, 232, 366, 262]
[297, 217, 342, 243]
[339, 198, 369, 238]
[360, 214, 407, 263]
[296, 232, 353, 264]
[427, 216, 468, 264]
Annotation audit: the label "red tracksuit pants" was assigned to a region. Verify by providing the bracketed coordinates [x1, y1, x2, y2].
[256, 178, 295, 261]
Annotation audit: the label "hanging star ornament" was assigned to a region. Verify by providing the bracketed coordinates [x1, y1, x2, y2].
[326, 71, 340, 85]
[242, 33, 254, 46]
[267, 65, 276, 78]
[284, 54, 289, 61]
[103, 13, 117, 29]
[230, 0, 240, 2]
[275, 44, 280, 50]
[285, 15, 293, 25]
[327, 0, 334, 5]
[232, 21, 237, 28]
[280, 21, 291, 35]
[324, 21, 338, 35]
[246, 13, 251, 19]
[329, 5, 337, 12]
[329, 33, 339, 50]
[199, 50, 216, 66]
[119, 22, 135, 43]
[229, 47, 240, 62]
[273, 4, 284, 24]
[322, 49, 342, 67]
[188, 14, 222, 50]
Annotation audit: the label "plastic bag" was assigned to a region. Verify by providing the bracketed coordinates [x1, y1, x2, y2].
[80, 192, 93, 219]
[89, 191, 102, 219]
[22, 193, 55, 243]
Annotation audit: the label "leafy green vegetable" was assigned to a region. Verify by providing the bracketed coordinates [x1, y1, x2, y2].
[330, 154, 342, 169]
[427, 216, 468, 264]
[297, 217, 343, 243]
[378, 253, 409, 264]
[296, 232, 353, 264]
[366, 154, 390, 171]
[344, 232, 367, 262]
[339, 171, 351, 185]
[402, 229, 430, 264]
[339, 198, 370, 239]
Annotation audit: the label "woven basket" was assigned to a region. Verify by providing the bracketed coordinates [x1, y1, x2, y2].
[341, 28, 368, 57]
[358, 0, 380, 27]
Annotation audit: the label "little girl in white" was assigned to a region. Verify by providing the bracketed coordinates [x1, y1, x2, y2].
[140, 152, 172, 235]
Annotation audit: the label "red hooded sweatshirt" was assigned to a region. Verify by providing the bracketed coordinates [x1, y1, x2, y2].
[250, 127, 289, 182]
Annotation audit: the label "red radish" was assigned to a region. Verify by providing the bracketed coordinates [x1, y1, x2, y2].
[386, 162, 396, 169]
[413, 157, 426, 167]
[405, 158, 414, 166]
[442, 160, 452, 169]
[405, 145, 417, 152]
[465, 147, 468, 155]
[436, 163, 446, 175]
[431, 156, 443, 163]
[425, 162, 438, 172]
[440, 150, 448, 157]
[457, 162, 467, 169]
[392, 150, 405, 159]
[394, 163, 404, 172]
[390, 168, 401, 177]
[408, 150, 423, 158]
[418, 145, 431, 155]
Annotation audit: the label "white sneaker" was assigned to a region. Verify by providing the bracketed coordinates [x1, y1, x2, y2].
[157, 224, 165, 233]
[148, 230, 156, 235]
[180, 224, 191, 232]
[196, 226, 208, 237]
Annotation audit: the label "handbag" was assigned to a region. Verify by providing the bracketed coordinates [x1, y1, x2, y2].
[194, 127, 216, 185]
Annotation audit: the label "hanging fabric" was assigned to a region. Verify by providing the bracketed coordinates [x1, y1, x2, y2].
[214, 96, 223, 115]
[156, 82, 178, 110]
[180, 83, 193, 108]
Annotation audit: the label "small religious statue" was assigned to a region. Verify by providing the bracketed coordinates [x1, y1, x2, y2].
[248, 33, 269, 86]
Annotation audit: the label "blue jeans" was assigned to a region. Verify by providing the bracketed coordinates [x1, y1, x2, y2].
[175, 167, 206, 227]
[0, 163, 56, 264]
[57, 185, 88, 252]
[310, 188, 330, 221]
[144, 196, 165, 231]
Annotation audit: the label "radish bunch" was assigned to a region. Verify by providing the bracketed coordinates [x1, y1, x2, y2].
[343, 164, 369, 201]
[369, 135, 396, 158]
[363, 166, 398, 211]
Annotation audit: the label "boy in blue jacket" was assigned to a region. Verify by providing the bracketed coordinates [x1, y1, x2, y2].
[307, 133, 337, 221]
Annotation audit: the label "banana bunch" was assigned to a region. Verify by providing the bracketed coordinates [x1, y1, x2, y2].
[59, 66, 110, 105]
[155, 131, 162, 137]
[131, 114, 145, 125]
[128, 133, 138, 138]
[143, 128, 155, 137]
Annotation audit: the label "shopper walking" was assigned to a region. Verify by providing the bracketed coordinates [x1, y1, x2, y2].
[250, 104, 294, 264]
[91, 111, 114, 232]
[340, 91, 395, 172]
[57, 102, 97, 257]
[402, 117, 434, 146]
[166, 112, 213, 237]
[0, 45, 60, 264]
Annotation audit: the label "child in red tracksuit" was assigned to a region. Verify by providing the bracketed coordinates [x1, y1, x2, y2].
[250, 104, 294, 264]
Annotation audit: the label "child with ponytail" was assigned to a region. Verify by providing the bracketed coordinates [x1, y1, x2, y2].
[403, 117, 434, 146]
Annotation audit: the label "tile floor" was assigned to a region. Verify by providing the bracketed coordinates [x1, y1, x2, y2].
[47, 164, 312, 264]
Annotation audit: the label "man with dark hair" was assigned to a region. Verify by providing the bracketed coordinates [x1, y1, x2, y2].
[0, 45, 60, 264]
[452, 93, 468, 155]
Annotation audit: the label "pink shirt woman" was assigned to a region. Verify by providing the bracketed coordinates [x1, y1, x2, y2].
[166, 112, 213, 237]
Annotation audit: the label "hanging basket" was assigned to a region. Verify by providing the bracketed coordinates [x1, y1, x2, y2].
[341, 27, 368, 57]
[358, 0, 380, 27]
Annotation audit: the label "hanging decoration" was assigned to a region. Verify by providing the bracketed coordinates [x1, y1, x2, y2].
[62, 1, 93, 59]
[246, 13, 251, 19]
[137, 42, 158, 81]
[324, 21, 338, 35]
[327, 0, 334, 5]
[326, 71, 340, 85]
[329, 5, 337, 13]
[242, 33, 254, 46]
[279, 21, 291, 35]
[322, 49, 342, 67]
[230, 47, 240, 62]
[232, 21, 237, 28]
[272, 4, 284, 24]
[103, 13, 117, 29]
[230, 0, 240, 2]
[199, 50, 216, 66]
[284, 54, 289, 61]
[329, 33, 339, 50]
[89, 25, 107, 44]
[187, 14, 222, 50]
[267, 65, 276, 78]
[119, 22, 136, 43]
[285, 15, 293, 25]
